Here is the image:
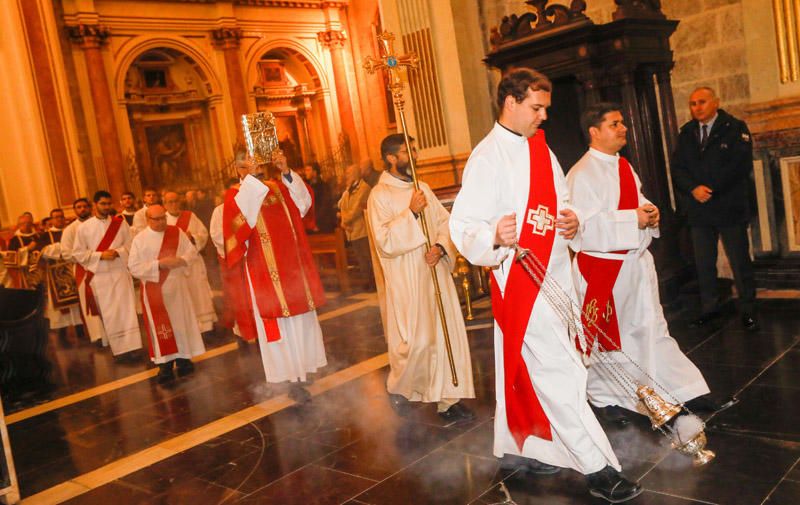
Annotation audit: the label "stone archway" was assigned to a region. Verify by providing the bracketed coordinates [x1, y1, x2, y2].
[122, 47, 220, 193]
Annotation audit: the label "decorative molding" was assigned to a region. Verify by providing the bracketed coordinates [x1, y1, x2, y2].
[317, 30, 347, 49]
[66, 24, 111, 49]
[612, 0, 666, 21]
[490, 0, 590, 49]
[772, 0, 800, 83]
[211, 27, 242, 49]
[746, 95, 800, 136]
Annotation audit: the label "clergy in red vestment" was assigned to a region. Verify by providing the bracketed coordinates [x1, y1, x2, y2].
[223, 152, 327, 403]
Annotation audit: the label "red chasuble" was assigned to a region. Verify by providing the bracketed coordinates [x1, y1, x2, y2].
[576, 156, 638, 355]
[75, 216, 123, 317]
[490, 130, 555, 450]
[222, 178, 326, 342]
[141, 226, 180, 358]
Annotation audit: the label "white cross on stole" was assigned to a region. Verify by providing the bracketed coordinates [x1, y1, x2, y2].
[526, 204, 555, 236]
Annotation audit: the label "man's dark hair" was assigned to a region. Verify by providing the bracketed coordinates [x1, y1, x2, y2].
[580, 102, 623, 143]
[308, 163, 322, 177]
[50, 208, 64, 218]
[496, 67, 552, 111]
[380, 134, 415, 168]
[93, 190, 112, 203]
[121, 191, 135, 199]
[73, 198, 90, 209]
[226, 177, 239, 189]
[142, 187, 158, 194]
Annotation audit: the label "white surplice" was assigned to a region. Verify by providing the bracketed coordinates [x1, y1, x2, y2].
[129, 227, 206, 364]
[166, 211, 217, 332]
[235, 173, 327, 383]
[567, 148, 710, 411]
[209, 204, 224, 257]
[367, 172, 475, 403]
[450, 123, 619, 474]
[40, 227, 83, 329]
[62, 218, 106, 343]
[72, 216, 142, 355]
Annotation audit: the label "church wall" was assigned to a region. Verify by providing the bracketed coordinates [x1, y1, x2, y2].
[0, 0, 60, 226]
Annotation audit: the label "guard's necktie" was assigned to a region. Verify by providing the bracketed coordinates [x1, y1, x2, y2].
[700, 124, 708, 147]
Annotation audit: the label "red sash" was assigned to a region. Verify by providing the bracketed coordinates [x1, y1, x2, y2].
[141, 226, 180, 358]
[218, 253, 258, 341]
[77, 216, 124, 317]
[490, 130, 555, 450]
[577, 156, 638, 355]
[175, 211, 192, 232]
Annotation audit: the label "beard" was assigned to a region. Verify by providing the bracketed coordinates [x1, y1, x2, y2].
[397, 160, 414, 179]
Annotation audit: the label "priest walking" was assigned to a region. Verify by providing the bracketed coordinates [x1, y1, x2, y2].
[40, 208, 83, 336]
[450, 68, 640, 503]
[223, 152, 327, 403]
[163, 191, 217, 334]
[567, 103, 717, 422]
[72, 191, 142, 358]
[129, 204, 205, 382]
[367, 133, 475, 421]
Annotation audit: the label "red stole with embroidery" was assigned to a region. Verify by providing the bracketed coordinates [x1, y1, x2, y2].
[76, 216, 123, 317]
[141, 226, 180, 358]
[175, 211, 192, 232]
[577, 156, 638, 355]
[490, 129, 555, 450]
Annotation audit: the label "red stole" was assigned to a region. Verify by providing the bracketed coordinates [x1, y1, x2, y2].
[490, 130, 555, 450]
[175, 211, 192, 232]
[222, 179, 326, 342]
[75, 216, 123, 317]
[577, 156, 638, 355]
[141, 226, 181, 358]
[217, 253, 258, 342]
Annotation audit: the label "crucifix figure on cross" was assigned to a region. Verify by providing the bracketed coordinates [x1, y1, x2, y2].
[526, 204, 556, 236]
[363, 32, 419, 111]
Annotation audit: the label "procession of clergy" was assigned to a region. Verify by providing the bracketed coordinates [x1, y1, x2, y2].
[1, 67, 739, 503]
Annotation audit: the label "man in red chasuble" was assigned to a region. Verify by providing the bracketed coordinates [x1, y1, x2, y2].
[223, 151, 327, 403]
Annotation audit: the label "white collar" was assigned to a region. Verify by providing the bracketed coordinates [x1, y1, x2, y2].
[493, 121, 528, 144]
[588, 147, 620, 164]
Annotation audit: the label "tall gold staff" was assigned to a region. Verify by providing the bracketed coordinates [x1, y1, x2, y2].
[364, 31, 458, 387]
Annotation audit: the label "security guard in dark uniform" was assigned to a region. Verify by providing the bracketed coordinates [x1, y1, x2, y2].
[671, 87, 757, 330]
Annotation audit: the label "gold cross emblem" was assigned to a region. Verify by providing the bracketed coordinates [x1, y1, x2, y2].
[585, 299, 599, 327]
[363, 32, 419, 108]
[526, 204, 555, 236]
[156, 324, 173, 341]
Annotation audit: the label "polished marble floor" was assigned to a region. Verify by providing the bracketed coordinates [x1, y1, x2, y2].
[4, 278, 800, 504]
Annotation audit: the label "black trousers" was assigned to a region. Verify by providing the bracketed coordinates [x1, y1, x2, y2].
[690, 224, 756, 315]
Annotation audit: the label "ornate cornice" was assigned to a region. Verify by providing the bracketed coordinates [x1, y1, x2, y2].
[612, 0, 666, 21]
[106, 0, 349, 5]
[211, 27, 242, 49]
[490, 0, 590, 49]
[317, 30, 346, 49]
[66, 24, 111, 49]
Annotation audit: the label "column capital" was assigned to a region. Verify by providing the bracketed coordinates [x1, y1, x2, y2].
[211, 27, 242, 50]
[317, 30, 347, 49]
[66, 24, 111, 49]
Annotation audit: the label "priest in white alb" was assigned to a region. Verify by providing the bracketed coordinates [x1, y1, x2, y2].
[567, 103, 718, 423]
[163, 191, 217, 333]
[223, 152, 327, 402]
[367, 133, 475, 421]
[450, 68, 641, 503]
[131, 187, 161, 236]
[62, 197, 105, 345]
[72, 191, 142, 358]
[129, 204, 205, 383]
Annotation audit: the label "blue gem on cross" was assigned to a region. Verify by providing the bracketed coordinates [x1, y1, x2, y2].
[387, 56, 398, 67]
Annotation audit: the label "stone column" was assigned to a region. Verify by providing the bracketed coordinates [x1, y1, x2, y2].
[68, 24, 127, 198]
[318, 29, 359, 162]
[212, 28, 248, 141]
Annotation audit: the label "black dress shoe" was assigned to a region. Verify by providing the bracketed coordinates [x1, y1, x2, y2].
[438, 402, 476, 423]
[289, 384, 312, 404]
[156, 362, 175, 384]
[689, 312, 720, 328]
[388, 393, 411, 416]
[595, 405, 631, 427]
[500, 454, 561, 475]
[684, 394, 738, 414]
[175, 358, 195, 376]
[741, 315, 758, 331]
[586, 466, 643, 503]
